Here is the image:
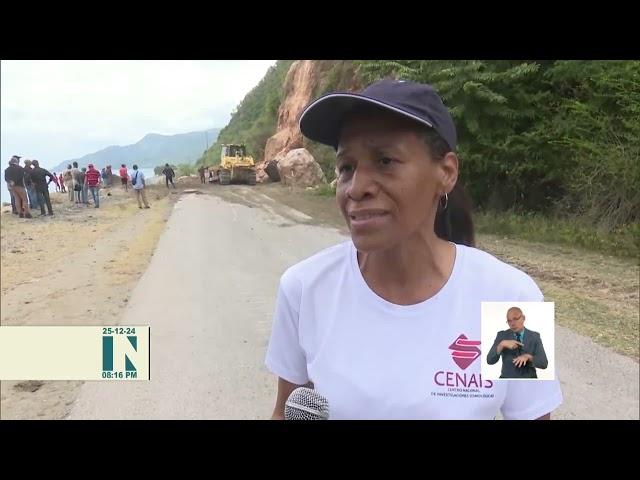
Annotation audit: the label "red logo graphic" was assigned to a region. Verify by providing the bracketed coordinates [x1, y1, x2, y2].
[449, 334, 481, 370]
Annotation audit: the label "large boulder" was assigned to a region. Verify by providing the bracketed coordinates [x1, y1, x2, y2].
[277, 148, 326, 188]
[264, 160, 281, 182]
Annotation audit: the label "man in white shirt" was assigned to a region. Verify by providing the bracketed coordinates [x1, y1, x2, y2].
[130, 165, 150, 209]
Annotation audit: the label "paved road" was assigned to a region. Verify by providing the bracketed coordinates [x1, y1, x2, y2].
[67, 187, 639, 420]
[66, 188, 348, 420]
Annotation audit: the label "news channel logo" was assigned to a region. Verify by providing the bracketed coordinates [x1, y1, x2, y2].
[102, 326, 150, 380]
[0, 326, 150, 381]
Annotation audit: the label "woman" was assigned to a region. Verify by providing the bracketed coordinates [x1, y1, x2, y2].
[265, 79, 563, 420]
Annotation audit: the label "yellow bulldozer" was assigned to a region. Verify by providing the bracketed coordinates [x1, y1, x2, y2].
[210, 143, 257, 186]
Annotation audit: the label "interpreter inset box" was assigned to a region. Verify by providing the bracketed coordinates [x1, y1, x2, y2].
[481, 302, 555, 381]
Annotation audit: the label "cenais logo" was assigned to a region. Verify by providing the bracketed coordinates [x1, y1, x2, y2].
[434, 334, 493, 389]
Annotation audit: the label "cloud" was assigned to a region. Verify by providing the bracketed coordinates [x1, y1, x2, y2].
[0, 60, 276, 169]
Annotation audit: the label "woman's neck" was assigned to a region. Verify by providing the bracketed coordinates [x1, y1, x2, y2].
[357, 232, 456, 306]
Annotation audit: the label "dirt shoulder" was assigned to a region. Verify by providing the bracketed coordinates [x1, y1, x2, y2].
[255, 182, 640, 363]
[0, 183, 178, 420]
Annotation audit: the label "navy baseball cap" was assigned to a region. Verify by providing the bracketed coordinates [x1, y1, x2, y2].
[299, 78, 457, 152]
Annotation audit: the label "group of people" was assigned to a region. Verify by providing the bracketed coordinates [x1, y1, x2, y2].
[4, 156, 157, 218]
[55, 161, 104, 208]
[5, 156, 62, 217]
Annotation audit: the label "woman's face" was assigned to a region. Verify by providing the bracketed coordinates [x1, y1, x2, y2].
[335, 110, 457, 253]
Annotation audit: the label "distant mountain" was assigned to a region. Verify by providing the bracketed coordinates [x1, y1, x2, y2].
[50, 128, 221, 173]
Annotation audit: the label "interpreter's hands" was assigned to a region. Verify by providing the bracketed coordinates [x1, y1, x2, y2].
[513, 354, 532, 368]
[500, 339, 523, 350]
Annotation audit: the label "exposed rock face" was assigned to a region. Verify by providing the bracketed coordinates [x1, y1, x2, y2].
[276, 148, 326, 188]
[254, 61, 337, 183]
[255, 60, 361, 185]
[263, 61, 321, 164]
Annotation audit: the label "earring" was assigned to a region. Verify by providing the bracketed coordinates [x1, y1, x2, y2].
[439, 193, 448, 211]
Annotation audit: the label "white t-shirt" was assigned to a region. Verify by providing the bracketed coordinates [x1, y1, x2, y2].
[131, 171, 145, 190]
[265, 240, 563, 420]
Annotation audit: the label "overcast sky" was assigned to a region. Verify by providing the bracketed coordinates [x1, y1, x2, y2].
[1, 60, 277, 170]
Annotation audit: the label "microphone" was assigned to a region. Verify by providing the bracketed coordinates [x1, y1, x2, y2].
[284, 387, 330, 420]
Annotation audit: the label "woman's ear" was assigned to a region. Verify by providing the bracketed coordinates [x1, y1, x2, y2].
[439, 152, 459, 195]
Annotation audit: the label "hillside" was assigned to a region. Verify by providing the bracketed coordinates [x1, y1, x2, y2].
[196, 61, 359, 173]
[199, 59, 639, 258]
[51, 128, 221, 173]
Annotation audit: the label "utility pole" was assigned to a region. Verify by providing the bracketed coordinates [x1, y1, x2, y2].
[205, 130, 209, 166]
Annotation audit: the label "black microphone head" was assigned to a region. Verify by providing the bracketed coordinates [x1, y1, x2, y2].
[284, 387, 330, 420]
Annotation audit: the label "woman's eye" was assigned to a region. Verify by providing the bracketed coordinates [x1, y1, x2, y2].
[338, 164, 353, 173]
[380, 157, 393, 166]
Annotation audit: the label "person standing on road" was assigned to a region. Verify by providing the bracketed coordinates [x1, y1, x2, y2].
[63, 165, 74, 202]
[71, 161, 82, 203]
[84, 163, 101, 208]
[58, 172, 66, 193]
[22, 159, 39, 209]
[29, 160, 55, 216]
[119, 164, 129, 191]
[264, 79, 563, 420]
[4, 156, 32, 218]
[7, 156, 19, 214]
[76, 167, 88, 204]
[51, 171, 60, 192]
[130, 164, 150, 209]
[105, 166, 113, 187]
[162, 163, 177, 189]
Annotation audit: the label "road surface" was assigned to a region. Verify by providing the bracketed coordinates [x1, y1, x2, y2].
[67, 187, 639, 420]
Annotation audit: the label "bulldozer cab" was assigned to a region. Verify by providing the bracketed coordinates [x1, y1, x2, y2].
[222, 144, 246, 158]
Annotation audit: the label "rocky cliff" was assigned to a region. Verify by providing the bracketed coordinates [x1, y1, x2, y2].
[263, 61, 320, 164]
[255, 60, 361, 185]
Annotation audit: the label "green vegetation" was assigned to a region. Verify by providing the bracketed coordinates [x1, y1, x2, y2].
[204, 60, 640, 258]
[474, 211, 638, 258]
[196, 61, 296, 167]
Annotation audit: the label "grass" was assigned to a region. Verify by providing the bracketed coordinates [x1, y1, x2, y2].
[543, 285, 638, 359]
[105, 196, 172, 286]
[475, 211, 639, 260]
[309, 183, 639, 259]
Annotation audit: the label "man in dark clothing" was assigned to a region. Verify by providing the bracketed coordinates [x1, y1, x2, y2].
[23, 160, 39, 209]
[77, 167, 87, 204]
[29, 160, 54, 215]
[5, 156, 32, 218]
[162, 163, 177, 189]
[7, 156, 19, 214]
